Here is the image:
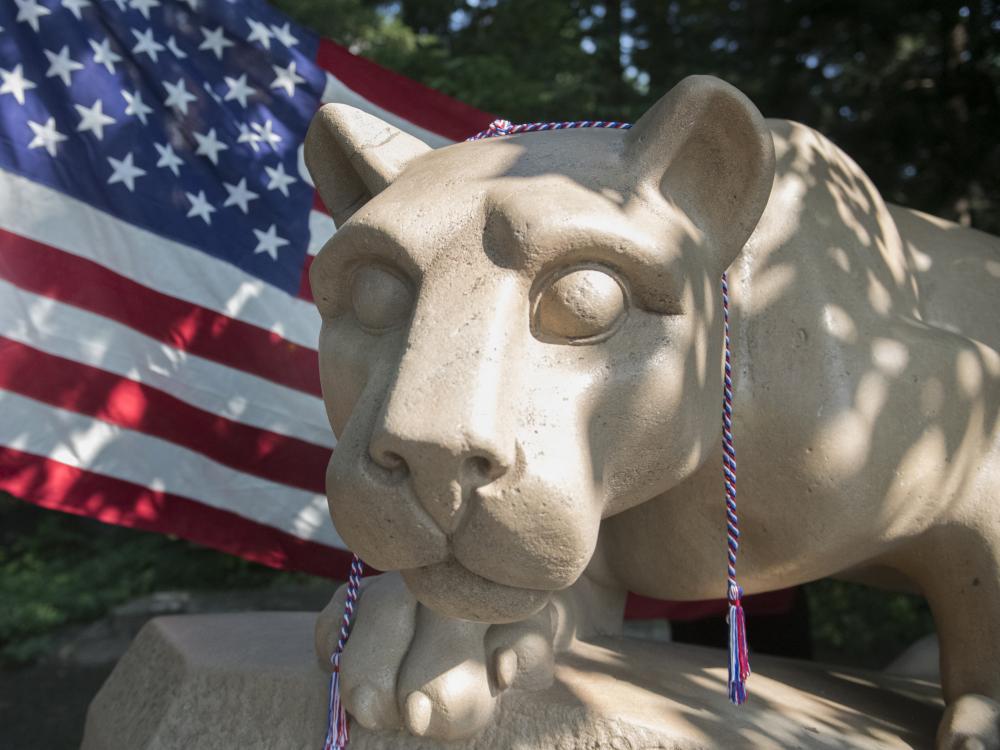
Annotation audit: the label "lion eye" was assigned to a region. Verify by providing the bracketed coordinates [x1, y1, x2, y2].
[533, 266, 627, 344]
[351, 264, 413, 332]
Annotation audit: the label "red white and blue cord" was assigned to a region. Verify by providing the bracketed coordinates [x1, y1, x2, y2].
[323, 555, 364, 749]
[721, 271, 750, 704]
[467, 117, 632, 139]
[323, 116, 751, 748]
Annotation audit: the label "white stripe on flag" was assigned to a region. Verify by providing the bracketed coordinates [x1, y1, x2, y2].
[0, 277, 336, 448]
[308, 209, 336, 256]
[0, 389, 342, 546]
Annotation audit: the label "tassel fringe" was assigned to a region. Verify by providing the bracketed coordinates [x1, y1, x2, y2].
[727, 583, 751, 705]
[324, 653, 349, 749]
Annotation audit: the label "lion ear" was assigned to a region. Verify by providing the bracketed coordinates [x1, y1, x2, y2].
[305, 104, 432, 226]
[625, 75, 775, 272]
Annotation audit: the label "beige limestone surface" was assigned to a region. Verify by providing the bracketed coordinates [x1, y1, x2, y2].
[81, 612, 942, 749]
[303, 74, 1000, 748]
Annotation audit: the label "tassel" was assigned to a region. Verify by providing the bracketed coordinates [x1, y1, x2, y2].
[324, 652, 349, 749]
[322, 554, 364, 749]
[727, 582, 750, 705]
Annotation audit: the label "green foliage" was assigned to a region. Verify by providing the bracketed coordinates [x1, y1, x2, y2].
[805, 580, 935, 667]
[274, 0, 1000, 233]
[0, 493, 303, 665]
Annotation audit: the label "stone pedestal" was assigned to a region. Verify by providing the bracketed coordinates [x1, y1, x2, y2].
[81, 613, 942, 749]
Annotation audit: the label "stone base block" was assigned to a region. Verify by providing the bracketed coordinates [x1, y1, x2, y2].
[81, 612, 942, 749]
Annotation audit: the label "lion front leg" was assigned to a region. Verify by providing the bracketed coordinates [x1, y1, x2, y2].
[900, 523, 1000, 749]
[315, 570, 626, 741]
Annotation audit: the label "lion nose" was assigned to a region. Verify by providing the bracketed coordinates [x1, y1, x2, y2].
[366, 274, 522, 533]
[370, 436, 510, 484]
[369, 432, 512, 533]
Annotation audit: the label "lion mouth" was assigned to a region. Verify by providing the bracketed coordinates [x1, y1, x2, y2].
[401, 558, 552, 624]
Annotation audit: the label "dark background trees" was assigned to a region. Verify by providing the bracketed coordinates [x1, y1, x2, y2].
[275, 0, 1000, 234]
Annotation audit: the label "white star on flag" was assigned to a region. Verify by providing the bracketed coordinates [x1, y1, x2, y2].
[199, 26, 233, 60]
[0, 64, 37, 105]
[264, 162, 295, 196]
[15, 0, 51, 32]
[163, 78, 197, 115]
[253, 224, 289, 260]
[132, 28, 166, 63]
[89, 38, 122, 74]
[44, 47, 84, 86]
[61, 0, 91, 21]
[153, 142, 183, 176]
[107, 152, 146, 191]
[246, 18, 273, 49]
[224, 74, 254, 107]
[185, 190, 216, 224]
[129, 0, 160, 20]
[193, 128, 228, 165]
[269, 22, 298, 48]
[222, 178, 259, 214]
[27, 117, 67, 156]
[252, 119, 282, 149]
[75, 99, 116, 140]
[122, 89, 153, 125]
[270, 61, 305, 97]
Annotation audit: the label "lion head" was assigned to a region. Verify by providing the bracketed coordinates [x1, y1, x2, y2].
[305, 76, 774, 624]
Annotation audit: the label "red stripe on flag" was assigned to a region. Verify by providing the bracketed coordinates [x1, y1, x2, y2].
[0, 337, 329, 494]
[0, 228, 322, 397]
[298, 254, 314, 301]
[315, 39, 494, 143]
[0, 446, 350, 579]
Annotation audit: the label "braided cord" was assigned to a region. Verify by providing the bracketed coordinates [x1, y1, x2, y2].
[722, 272, 739, 593]
[468, 118, 632, 140]
[721, 271, 750, 703]
[336, 556, 364, 655]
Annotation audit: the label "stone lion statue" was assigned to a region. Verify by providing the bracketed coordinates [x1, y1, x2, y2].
[305, 76, 1000, 748]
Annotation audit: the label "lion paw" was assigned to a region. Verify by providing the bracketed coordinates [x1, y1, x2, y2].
[315, 572, 557, 741]
[938, 694, 1000, 750]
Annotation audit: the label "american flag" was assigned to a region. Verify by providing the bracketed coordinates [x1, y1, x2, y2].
[0, 0, 492, 576]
